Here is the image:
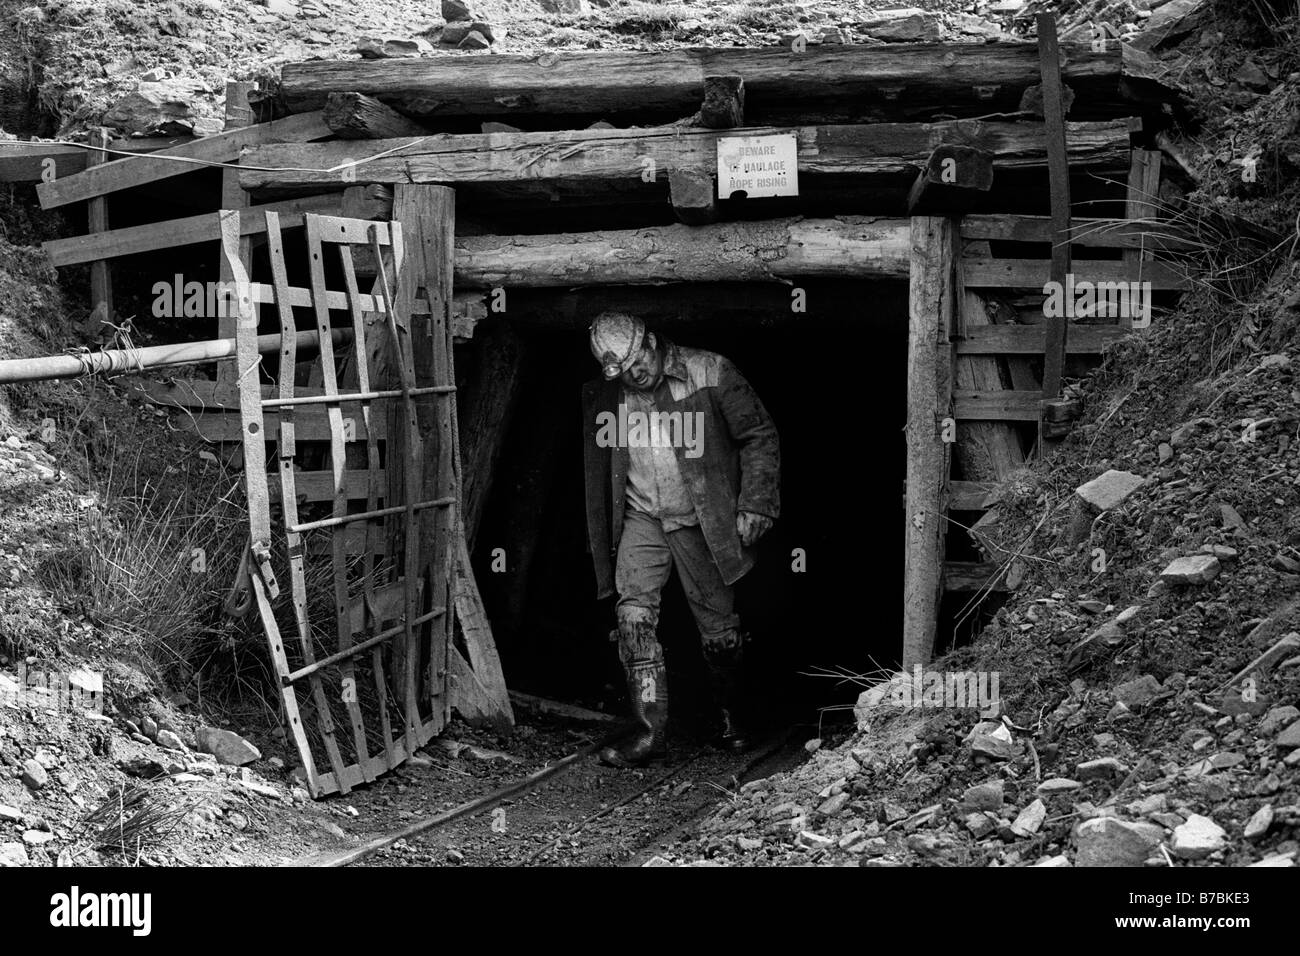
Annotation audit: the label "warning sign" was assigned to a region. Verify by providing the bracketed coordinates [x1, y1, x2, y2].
[716, 134, 799, 199]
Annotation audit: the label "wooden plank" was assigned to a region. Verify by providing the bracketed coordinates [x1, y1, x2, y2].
[218, 81, 257, 398]
[1037, 13, 1072, 400]
[961, 256, 1189, 290]
[37, 110, 332, 209]
[948, 481, 998, 511]
[453, 533, 513, 729]
[179, 407, 385, 442]
[0, 143, 87, 182]
[304, 215, 375, 782]
[86, 130, 113, 330]
[455, 217, 911, 289]
[42, 194, 352, 267]
[265, 211, 352, 795]
[369, 218, 426, 753]
[268, 469, 386, 503]
[507, 691, 617, 724]
[903, 216, 955, 671]
[943, 561, 1009, 593]
[953, 287, 1025, 483]
[278, 43, 1145, 120]
[907, 144, 993, 215]
[325, 92, 429, 139]
[249, 573, 323, 795]
[134, 379, 322, 410]
[960, 214, 1193, 250]
[239, 119, 1137, 192]
[1122, 148, 1163, 330]
[338, 237, 395, 772]
[953, 389, 1043, 421]
[391, 185, 465, 732]
[956, 323, 1126, 355]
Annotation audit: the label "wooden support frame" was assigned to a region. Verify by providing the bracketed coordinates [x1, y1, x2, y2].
[1036, 12, 1073, 402]
[903, 217, 956, 671]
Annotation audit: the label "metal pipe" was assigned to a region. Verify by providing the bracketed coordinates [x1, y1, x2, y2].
[0, 328, 353, 385]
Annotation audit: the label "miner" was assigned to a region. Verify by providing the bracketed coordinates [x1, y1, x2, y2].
[581, 312, 780, 767]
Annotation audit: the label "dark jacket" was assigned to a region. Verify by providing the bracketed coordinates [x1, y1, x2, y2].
[582, 341, 780, 599]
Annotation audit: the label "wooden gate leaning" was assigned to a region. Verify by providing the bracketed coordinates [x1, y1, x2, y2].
[222, 206, 458, 798]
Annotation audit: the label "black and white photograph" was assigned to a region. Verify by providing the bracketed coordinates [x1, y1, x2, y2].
[0, 0, 1294, 933]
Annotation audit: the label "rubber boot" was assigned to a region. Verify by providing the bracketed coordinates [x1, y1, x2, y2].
[599, 659, 668, 767]
[707, 660, 752, 753]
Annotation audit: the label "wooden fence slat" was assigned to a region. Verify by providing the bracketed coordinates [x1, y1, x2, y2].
[955, 323, 1125, 355]
[305, 215, 375, 782]
[36, 110, 332, 209]
[370, 222, 425, 754]
[961, 256, 1189, 290]
[267, 211, 352, 794]
[339, 240, 395, 770]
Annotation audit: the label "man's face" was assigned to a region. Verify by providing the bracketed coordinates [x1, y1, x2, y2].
[619, 337, 663, 392]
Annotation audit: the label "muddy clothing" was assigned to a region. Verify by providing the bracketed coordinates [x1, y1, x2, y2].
[614, 509, 741, 663]
[581, 341, 781, 603]
[621, 388, 699, 532]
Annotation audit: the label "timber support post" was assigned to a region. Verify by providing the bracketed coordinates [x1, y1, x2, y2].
[903, 216, 957, 671]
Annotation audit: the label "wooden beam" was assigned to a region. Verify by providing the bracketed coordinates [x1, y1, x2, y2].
[1122, 148, 1163, 330]
[453, 535, 514, 730]
[960, 214, 1194, 250]
[454, 217, 910, 288]
[943, 561, 1009, 593]
[956, 323, 1125, 354]
[507, 691, 617, 724]
[1037, 13, 1072, 400]
[277, 43, 1155, 121]
[0, 143, 87, 183]
[457, 319, 529, 551]
[699, 75, 744, 129]
[238, 119, 1137, 193]
[907, 144, 993, 215]
[953, 288, 1025, 483]
[948, 481, 998, 511]
[217, 81, 257, 399]
[961, 256, 1188, 290]
[667, 167, 717, 225]
[324, 92, 431, 139]
[41, 194, 357, 266]
[903, 216, 956, 671]
[178, 408, 386, 443]
[36, 110, 332, 209]
[86, 130, 113, 331]
[953, 389, 1042, 421]
[267, 469, 384, 503]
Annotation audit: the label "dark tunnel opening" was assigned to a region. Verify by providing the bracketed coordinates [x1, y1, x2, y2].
[469, 280, 917, 736]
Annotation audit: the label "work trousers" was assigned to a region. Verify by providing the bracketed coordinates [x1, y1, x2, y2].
[613, 508, 742, 667]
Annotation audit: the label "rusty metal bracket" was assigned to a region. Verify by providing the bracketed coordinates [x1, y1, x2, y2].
[251, 539, 280, 599]
[221, 540, 255, 619]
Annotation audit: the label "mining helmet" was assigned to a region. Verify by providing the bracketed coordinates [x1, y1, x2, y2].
[589, 312, 646, 380]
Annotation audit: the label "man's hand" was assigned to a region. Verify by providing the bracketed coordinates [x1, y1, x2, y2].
[736, 511, 773, 548]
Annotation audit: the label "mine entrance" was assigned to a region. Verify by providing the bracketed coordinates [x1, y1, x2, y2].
[470, 279, 910, 733]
